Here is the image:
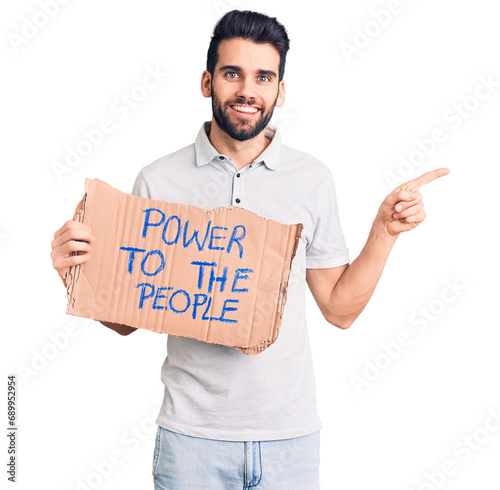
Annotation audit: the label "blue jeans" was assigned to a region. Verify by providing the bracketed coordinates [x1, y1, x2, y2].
[152, 426, 320, 489]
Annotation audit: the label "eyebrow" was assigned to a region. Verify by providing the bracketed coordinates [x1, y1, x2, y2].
[219, 65, 277, 78]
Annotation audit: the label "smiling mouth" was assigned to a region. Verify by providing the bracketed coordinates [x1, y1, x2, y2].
[229, 104, 261, 116]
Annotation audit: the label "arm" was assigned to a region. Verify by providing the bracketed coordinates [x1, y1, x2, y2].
[307, 168, 450, 329]
[51, 220, 138, 336]
[306, 224, 397, 329]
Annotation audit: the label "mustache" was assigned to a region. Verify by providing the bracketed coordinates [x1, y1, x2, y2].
[227, 98, 261, 108]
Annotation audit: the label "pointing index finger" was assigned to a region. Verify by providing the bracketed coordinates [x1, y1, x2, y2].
[410, 167, 450, 190]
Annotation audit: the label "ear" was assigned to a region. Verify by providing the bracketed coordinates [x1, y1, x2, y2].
[275, 79, 286, 108]
[201, 70, 212, 98]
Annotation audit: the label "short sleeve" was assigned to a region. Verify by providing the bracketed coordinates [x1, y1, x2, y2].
[306, 170, 350, 269]
[131, 170, 150, 198]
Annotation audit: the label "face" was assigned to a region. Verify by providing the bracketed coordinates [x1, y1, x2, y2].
[202, 38, 285, 141]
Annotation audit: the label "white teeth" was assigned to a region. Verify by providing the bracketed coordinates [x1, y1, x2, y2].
[232, 105, 259, 114]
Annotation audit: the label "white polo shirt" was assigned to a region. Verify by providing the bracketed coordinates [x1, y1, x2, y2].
[132, 121, 350, 441]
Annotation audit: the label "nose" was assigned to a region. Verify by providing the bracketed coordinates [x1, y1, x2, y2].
[235, 77, 257, 102]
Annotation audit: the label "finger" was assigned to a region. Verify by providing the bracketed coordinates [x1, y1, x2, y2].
[52, 227, 94, 250]
[393, 192, 422, 213]
[393, 201, 424, 219]
[385, 189, 419, 206]
[54, 220, 91, 239]
[51, 240, 92, 261]
[407, 167, 450, 190]
[400, 210, 426, 224]
[53, 253, 91, 272]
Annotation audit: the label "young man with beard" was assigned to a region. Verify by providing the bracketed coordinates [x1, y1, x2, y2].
[51, 9, 449, 489]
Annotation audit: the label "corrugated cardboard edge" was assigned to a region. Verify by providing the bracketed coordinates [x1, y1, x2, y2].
[277, 225, 302, 317]
[66, 190, 88, 312]
[66, 178, 304, 355]
[237, 222, 303, 355]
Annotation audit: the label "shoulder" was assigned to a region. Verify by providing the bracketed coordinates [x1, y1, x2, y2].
[141, 143, 196, 179]
[280, 142, 335, 183]
[131, 143, 197, 199]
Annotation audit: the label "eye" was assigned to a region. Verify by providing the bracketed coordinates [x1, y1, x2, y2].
[226, 72, 239, 79]
[258, 75, 271, 83]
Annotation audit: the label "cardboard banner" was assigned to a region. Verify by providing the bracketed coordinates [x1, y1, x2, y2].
[66, 179, 303, 355]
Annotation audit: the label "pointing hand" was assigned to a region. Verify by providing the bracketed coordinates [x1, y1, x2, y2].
[375, 168, 450, 236]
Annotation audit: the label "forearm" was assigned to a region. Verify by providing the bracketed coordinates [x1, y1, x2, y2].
[328, 222, 398, 328]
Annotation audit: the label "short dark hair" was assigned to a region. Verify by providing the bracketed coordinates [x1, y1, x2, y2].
[206, 10, 290, 82]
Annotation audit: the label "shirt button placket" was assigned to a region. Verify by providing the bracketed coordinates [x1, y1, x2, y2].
[232, 169, 245, 206]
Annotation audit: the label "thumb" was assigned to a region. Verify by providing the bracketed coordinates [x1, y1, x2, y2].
[384, 189, 418, 207]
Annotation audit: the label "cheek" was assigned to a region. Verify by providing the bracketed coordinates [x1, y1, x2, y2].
[211, 80, 232, 98]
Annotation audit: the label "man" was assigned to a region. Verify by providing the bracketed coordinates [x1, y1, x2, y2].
[51, 9, 449, 489]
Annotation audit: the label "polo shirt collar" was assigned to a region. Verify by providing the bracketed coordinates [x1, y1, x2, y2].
[195, 121, 281, 170]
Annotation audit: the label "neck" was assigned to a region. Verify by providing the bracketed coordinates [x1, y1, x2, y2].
[207, 117, 271, 171]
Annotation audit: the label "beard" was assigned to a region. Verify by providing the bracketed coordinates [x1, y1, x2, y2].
[211, 85, 279, 142]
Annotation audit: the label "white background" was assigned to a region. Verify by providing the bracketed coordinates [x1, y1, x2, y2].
[1, 1, 499, 489]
